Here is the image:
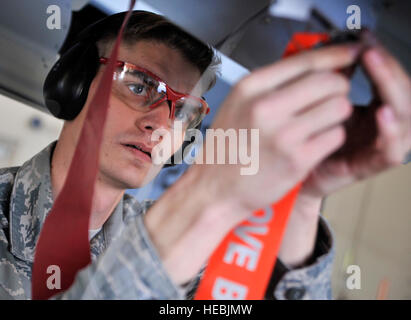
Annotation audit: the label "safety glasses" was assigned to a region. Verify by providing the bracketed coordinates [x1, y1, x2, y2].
[99, 57, 210, 129]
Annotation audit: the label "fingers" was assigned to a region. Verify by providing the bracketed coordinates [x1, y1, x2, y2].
[363, 46, 411, 165]
[376, 105, 409, 165]
[270, 96, 350, 173]
[252, 71, 350, 133]
[301, 125, 346, 170]
[283, 95, 353, 146]
[362, 47, 411, 118]
[237, 43, 361, 101]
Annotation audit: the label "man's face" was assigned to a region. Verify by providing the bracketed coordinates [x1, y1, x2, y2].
[74, 40, 202, 189]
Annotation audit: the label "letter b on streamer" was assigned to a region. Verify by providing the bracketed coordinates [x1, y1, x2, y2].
[212, 277, 247, 299]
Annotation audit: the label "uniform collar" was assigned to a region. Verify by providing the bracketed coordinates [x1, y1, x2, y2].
[9, 141, 127, 263]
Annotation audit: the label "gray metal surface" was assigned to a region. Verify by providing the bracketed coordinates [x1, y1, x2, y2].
[0, 0, 72, 110]
[221, 0, 381, 69]
[145, 0, 272, 46]
[0, 0, 410, 112]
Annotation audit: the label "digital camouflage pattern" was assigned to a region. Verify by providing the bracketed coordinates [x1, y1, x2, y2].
[0, 141, 334, 299]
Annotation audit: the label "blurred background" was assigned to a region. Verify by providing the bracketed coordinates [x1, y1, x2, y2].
[0, 0, 410, 299]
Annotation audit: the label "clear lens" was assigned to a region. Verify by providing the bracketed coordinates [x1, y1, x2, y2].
[174, 97, 204, 128]
[113, 68, 166, 108]
[112, 68, 205, 129]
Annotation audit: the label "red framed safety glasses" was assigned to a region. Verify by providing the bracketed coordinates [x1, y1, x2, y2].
[99, 57, 210, 129]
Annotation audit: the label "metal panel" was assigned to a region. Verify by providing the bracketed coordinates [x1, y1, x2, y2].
[145, 0, 272, 46]
[0, 0, 72, 110]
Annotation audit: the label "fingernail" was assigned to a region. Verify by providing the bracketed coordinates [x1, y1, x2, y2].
[382, 106, 395, 123]
[367, 49, 384, 65]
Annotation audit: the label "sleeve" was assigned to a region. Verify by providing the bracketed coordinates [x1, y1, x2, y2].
[264, 215, 335, 300]
[0, 168, 30, 300]
[179, 216, 335, 301]
[52, 214, 187, 300]
[0, 216, 29, 300]
[53, 209, 334, 300]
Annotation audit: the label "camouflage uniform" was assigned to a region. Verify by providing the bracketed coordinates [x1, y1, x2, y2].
[0, 141, 335, 300]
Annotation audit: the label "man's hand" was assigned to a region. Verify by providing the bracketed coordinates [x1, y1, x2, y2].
[146, 42, 411, 284]
[301, 45, 411, 200]
[196, 43, 361, 213]
[281, 44, 411, 268]
[146, 44, 364, 284]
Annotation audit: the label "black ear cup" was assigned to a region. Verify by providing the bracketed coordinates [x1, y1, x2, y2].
[43, 42, 100, 120]
[42, 11, 138, 120]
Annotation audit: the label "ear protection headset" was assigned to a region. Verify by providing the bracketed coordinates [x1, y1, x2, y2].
[43, 10, 203, 166]
[44, 11, 130, 120]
